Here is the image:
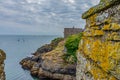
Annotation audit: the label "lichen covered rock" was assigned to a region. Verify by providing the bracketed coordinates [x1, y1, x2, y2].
[0, 49, 6, 80]
[77, 0, 120, 80]
[82, 0, 120, 19]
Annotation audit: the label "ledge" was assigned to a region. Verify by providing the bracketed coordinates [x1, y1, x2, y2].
[82, 0, 120, 19]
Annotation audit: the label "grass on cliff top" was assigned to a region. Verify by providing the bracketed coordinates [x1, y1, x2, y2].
[51, 37, 64, 49]
[36, 37, 64, 54]
[42, 40, 65, 61]
[64, 33, 83, 64]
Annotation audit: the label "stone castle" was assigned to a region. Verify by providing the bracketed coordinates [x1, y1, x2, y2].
[64, 27, 83, 38]
[77, 0, 120, 80]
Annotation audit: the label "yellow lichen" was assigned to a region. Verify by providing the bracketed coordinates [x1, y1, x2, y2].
[79, 20, 120, 79]
[82, 0, 120, 19]
[88, 14, 97, 27]
[111, 23, 120, 31]
[78, 1, 120, 79]
[83, 29, 104, 37]
[107, 32, 120, 41]
[103, 23, 120, 31]
[85, 58, 117, 80]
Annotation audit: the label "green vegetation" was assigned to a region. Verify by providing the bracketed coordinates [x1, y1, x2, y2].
[36, 37, 64, 54]
[64, 33, 82, 64]
[51, 37, 64, 49]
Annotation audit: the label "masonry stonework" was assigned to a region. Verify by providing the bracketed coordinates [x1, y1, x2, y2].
[64, 27, 83, 38]
[77, 0, 120, 80]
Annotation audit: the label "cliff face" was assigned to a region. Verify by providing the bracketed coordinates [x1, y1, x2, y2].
[20, 38, 76, 80]
[77, 0, 120, 80]
[36, 41, 75, 80]
[0, 49, 6, 80]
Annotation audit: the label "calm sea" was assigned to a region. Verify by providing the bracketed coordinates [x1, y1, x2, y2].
[0, 35, 59, 80]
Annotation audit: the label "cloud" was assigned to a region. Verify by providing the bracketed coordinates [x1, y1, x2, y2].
[0, 0, 100, 35]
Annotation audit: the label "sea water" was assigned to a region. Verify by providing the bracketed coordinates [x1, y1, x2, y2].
[0, 35, 59, 80]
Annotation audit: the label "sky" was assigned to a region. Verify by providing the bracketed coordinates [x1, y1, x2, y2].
[0, 0, 100, 36]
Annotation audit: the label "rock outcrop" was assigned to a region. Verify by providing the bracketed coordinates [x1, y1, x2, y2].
[0, 49, 6, 80]
[77, 0, 120, 80]
[20, 38, 76, 80]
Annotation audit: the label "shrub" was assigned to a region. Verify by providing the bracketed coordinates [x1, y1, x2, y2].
[64, 33, 82, 64]
[35, 37, 64, 55]
[51, 37, 64, 49]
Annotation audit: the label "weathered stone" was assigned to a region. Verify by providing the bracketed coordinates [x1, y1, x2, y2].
[76, 52, 116, 80]
[102, 23, 120, 31]
[82, 0, 120, 19]
[20, 41, 76, 80]
[0, 49, 6, 80]
[77, 0, 120, 80]
[83, 28, 104, 37]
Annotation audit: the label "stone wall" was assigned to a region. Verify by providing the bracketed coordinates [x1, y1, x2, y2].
[0, 49, 6, 80]
[77, 0, 120, 80]
[64, 28, 83, 38]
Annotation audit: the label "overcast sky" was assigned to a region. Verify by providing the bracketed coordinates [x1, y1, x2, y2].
[0, 0, 100, 36]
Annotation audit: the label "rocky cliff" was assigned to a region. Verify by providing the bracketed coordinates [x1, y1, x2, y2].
[0, 49, 6, 80]
[77, 0, 120, 80]
[20, 38, 76, 80]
